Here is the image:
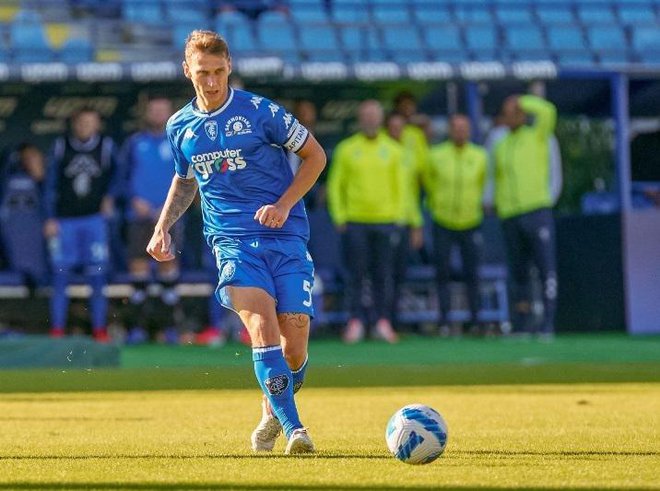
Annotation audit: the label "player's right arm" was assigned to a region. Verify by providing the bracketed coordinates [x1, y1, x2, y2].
[147, 175, 198, 262]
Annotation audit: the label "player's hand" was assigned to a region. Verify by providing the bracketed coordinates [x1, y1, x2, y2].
[43, 219, 59, 238]
[410, 227, 424, 250]
[146, 228, 176, 262]
[254, 203, 289, 229]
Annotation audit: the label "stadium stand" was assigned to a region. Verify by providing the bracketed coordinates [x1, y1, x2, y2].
[0, 0, 655, 65]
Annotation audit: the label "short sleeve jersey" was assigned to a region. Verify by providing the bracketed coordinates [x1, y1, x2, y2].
[166, 88, 310, 245]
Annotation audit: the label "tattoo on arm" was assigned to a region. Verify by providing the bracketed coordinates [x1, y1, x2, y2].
[159, 177, 198, 230]
[277, 313, 309, 329]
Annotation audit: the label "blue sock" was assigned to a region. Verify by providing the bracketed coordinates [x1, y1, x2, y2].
[291, 355, 308, 394]
[253, 346, 302, 438]
[88, 271, 107, 331]
[50, 269, 70, 329]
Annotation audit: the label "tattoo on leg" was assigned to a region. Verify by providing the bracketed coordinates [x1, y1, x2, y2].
[277, 313, 308, 329]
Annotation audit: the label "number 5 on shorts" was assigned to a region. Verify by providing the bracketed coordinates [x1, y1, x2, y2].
[303, 280, 313, 307]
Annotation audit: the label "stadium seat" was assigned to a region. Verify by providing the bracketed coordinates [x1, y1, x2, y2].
[411, 2, 452, 25]
[577, 4, 617, 25]
[505, 25, 546, 53]
[587, 26, 628, 52]
[618, 5, 657, 25]
[216, 11, 258, 52]
[382, 26, 423, 52]
[598, 51, 631, 65]
[299, 25, 339, 50]
[290, 0, 329, 23]
[122, 0, 163, 25]
[556, 51, 595, 66]
[454, 3, 492, 24]
[59, 37, 95, 63]
[163, 0, 209, 24]
[339, 25, 381, 52]
[371, 0, 411, 25]
[536, 6, 575, 25]
[258, 12, 297, 57]
[495, 6, 534, 25]
[9, 10, 56, 62]
[391, 50, 429, 63]
[632, 26, 660, 53]
[465, 26, 497, 52]
[547, 26, 587, 51]
[331, 0, 369, 23]
[423, 25, 463, 52]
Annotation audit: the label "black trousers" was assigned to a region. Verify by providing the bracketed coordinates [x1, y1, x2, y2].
[501, 208, 557, 333]
[432, 223, 482, 323]
[342, 223, 400, 324]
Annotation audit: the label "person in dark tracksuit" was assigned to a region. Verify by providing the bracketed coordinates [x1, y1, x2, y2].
[423, 114, 487, 331]
[493, 94, 559, 336]
[327, 100, 405, 344]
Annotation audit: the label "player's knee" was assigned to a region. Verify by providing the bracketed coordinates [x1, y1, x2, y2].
[282, 344, 307, 370]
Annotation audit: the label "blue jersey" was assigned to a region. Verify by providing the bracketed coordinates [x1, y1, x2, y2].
[124, 130, 174, 213]
[166, 88, 310, 246]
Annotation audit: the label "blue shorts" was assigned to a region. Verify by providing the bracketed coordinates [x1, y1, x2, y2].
[212, 236, 315, 317]
[48, 214, 109, 270]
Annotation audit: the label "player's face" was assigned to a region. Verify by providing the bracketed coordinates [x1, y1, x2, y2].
[358, 101, 384, 137]
[386, 114, 405, 141]
[502, 97, 526, 130]
[183, 51, 232, 112]
[449, 115, 470, 146]
[145, 98, 173, 130]
[71, 111, 101, 142]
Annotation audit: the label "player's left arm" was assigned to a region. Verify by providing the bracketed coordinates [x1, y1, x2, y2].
[254, 134, 326, 228]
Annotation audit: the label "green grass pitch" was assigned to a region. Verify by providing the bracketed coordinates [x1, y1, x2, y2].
[0, 335, 659, 490]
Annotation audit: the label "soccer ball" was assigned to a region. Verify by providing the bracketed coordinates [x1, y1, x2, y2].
[385, 404, 448, 465]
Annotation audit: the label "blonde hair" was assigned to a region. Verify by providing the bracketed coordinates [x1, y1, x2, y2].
[184, 30, 230, 61]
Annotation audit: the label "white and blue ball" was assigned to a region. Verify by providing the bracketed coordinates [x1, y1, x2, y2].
[385, 404, 448, 465]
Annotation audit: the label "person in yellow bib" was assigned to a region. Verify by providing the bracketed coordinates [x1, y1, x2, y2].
[493, 94, 559, 337]
[423, 114, 487, 332]
[327, 100, 405, 344]
[384, 111, 426, 328]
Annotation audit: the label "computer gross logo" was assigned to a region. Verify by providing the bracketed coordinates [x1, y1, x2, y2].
[190, 149, 246, 179]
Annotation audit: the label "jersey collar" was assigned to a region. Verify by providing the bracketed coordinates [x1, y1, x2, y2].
[192, 88, 234, 118]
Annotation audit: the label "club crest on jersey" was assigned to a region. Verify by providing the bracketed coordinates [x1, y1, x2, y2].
[224, 116, 252, 137]
[204, 120, 219, 141]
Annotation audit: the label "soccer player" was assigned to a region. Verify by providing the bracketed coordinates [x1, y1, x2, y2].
[44, 108, 120, 342]
[146, 30, 326, 454]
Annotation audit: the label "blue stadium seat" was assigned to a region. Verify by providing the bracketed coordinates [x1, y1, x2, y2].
[618, 5, 656, 25]
[371, 0, 411, 24]
[290, 0, 329, 23]
[299, 25, 339, 52]
[454, 3, 492, 24]
[258, 13, 297, 54]
[9, 11, 55, 62]
[59, 37, 95, 63]
[163, 0, 209, 24]
[587, 26, 627, 52]
[215, 11, 258, 52]
[536, 6, 575, 25]
[465, 26, 497, 51]
[506, 26, 546, 52]
[423, 25, 463, 51]
[382, 26, 423, 52]
[547, 26, 587, 51]
[495, 6, 533, 25]
[577, 5, 617, 25]
[633, 27, 660, 58]
[331, 0, 369, 23]
[412, 2, 452, 25]
[598, 51, 631, 65]
[122, 0, 163, 25]
[391, 50, 429, 63]
[556, 51, 595, 66]
[339, 25, 381, 52]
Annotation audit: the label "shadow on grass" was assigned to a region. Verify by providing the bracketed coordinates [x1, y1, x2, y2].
[456, 450, 660, 457]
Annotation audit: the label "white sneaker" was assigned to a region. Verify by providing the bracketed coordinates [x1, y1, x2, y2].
[250, 397, 282, 452]
[285, 428, 315, 455]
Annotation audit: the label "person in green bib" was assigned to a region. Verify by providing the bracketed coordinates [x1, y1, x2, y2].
[493, 94, 559, 337]
[423, 114, 488, 332]
[327, 100, 405, 344]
